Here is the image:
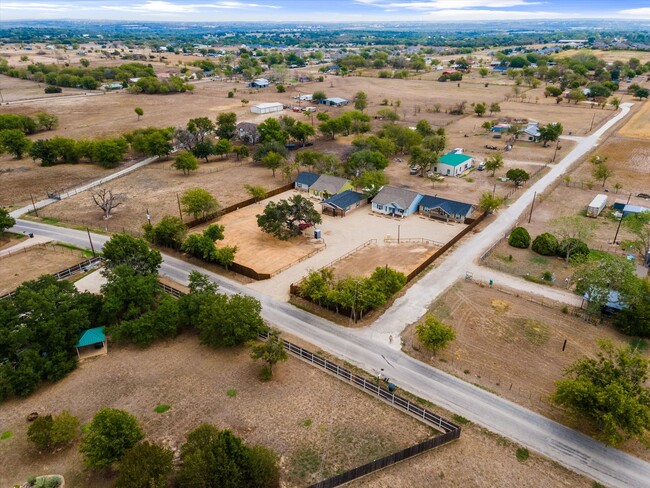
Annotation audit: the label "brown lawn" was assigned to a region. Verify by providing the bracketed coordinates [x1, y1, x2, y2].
[0, 244, 87, 295]
[618, 97, 650, 140]
[402, 279, 650, 461]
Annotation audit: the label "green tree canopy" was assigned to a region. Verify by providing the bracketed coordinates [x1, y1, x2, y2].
[197, 293, 266, 347]
[173, 151, 199, 175]
[553, 340, 650, 445]
[0, 208, 16, 233]
[115, 441, 173, 488]
[256, 194, 322, 240]
[180, 188, 220, 220]
[102, 233, 162, 276]
[251, 329, 288, 379]
[80, 408, 144, 469]
[416, 314, 456, 353]
[0, 129, 32, 158]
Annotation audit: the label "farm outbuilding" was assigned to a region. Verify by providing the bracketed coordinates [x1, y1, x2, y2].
[434, 151, 474, 177]
[250, 102, 284, 114]
[320, 97, 349, 107]
[76, 326, 107, 360]
[587, 194, 608, 218]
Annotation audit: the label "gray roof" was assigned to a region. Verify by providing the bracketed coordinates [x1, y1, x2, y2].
[310, 174, 349, 194]
[372, 186, 421, 209]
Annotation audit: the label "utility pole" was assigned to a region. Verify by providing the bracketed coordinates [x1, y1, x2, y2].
[528, 191, 537, 224]
[30, 194, 38, 216]
[589, 113, 596, 132]
[552, 138, 560, 162]
[612, 193, 632, 244]
[87, 227, 96, 257]
[176, 193, 183, 222]
[397, 224, 401, 244]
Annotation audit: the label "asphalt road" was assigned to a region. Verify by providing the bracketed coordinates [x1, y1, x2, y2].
[12, 218, 650, 488]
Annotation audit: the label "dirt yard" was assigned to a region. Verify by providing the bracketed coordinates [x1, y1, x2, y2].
[401, 280, 650, 461]
[0, 244, 87, 295]
[39, 158, 284, 235]
[201, 194, 326, 276]
[618, 96, 650, 140]
[330, 241, 439, 280]
[0, 333, 429, 488]
[0, 331, 597, 488]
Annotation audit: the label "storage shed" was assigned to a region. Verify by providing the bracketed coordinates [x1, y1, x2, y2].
[587, 194, 608, 218]
[250, 102, 283, 114]
[76, 326, 107, 360]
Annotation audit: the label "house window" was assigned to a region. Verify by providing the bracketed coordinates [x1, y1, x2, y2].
[376, 204, 383, 210]
[446, 169, 450, 175]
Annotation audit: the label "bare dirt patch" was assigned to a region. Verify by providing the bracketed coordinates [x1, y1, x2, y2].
[0, 244, 87, 295]
[330, 241, 438, 280]
[401, 280, 650, 461]
[40, 158, 283, 235]
[619, 98, 650, 140]
[0, 333, 432, 488]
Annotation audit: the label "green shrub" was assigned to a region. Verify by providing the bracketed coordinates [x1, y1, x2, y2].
[508, 227, 531, 249]
[516, 447, 530, 462]
[557, 238, 589, 263]
[44, 86, 62, 94]
[80, 408, 144, 468]
[532, 232, 559, 256]
[154, 404, 170, 414]
[115, 441, 173, 488]
[542, 271, 553, 282]
[227, 388, 237, 398]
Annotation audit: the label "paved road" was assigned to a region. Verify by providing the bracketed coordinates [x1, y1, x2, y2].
[11, 218, 650, 488]
[9, 156, 159, 219]
[367, 103, 634, 335]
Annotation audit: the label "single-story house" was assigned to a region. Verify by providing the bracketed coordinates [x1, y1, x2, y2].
[236, 122, 259, 144]
[295, 171, 320, 191]
[582, 289, 626, 315]
[518, 122, 541, 142]
[320, 190, 366, 217]
[250, 102, 283, 114]
[250, 78, 270, 88]
[622, 204, 650, 217]
[493, 65, 508, 72]
[418, 195, 476, 223]
[103, 82, 123, 90]
[320, 97, 349, 107]
[491, 123, 511, 133]
[434, 152, 474, 177]
[371, 186, 422, 218]
[309, 175, 353, 200]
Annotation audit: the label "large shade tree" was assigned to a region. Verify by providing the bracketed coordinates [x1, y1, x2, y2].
[257, 194, 321, 240]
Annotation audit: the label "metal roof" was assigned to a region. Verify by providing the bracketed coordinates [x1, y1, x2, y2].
[320, 190, 364, 209]
[372, 185, 421, 209]
[324, 97, 349, 104]
[295, 171, 320, 187]
[76, 327, 105, 348]
[439, 153, 472, 167]
[419, 195, 475, 217]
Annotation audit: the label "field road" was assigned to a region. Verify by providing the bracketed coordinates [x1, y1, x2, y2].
[10, 103, 650, 487]
[366, 102, 634, 336]
[9, 155, 159, 219]
[11, 216, 650, 488]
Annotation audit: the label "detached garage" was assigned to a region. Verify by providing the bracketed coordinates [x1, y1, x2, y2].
[250, 102, 284, 114]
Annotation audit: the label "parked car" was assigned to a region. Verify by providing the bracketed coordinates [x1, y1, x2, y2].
[485, 144, 498, 150]
[394, 158, 403, 163]
[409, 166, 419, 175]
[477, 162, 486, 171]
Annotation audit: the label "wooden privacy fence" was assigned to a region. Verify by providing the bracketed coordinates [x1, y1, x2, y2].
[185, 182, 295, 228]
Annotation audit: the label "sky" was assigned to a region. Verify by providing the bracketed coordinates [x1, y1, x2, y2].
[2, 0, 650, 23]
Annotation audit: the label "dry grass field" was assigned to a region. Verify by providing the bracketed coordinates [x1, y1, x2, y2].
[557, 49, 650, 64]
[0, 332, 594, 488]
[39, 158, 283, 235]
[401, 280, 650, 461]
[330, 241, 439, 280]
[0, 244, 87, 295]
[618, 97, 650, 139]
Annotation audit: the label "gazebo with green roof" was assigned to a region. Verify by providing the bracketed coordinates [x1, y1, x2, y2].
[76, 326, 106, 358]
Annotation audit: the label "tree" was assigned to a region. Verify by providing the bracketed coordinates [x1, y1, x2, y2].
[182, 224, 237, 269]
[478, 191, 504, 214]
[192, 140, 214, 162]
[538, 122, 563, 147]
[35, 112, 59, 130]
[256, 194, 322, 240]
[484, 152, 504, 176]
[508, 227, 531, 248]
[173, 151, 199, 175]
[262, 151, 285, 177]
[489, 102, 501, 115]
[592, 162, 613, 187]
[216, 112, 237, 140]
[115, 442, 173, 488]
[0, 208, 16, 234]
[102, 233, 162, 276]
[610, 97, 621, 110]
[354, 90, 368, 112]
[213, 138, 232, 159]
[232, 145, 249, 160]
[568, 89, 587, 104]
[478, 67, 489, 78]
[352, 170, 388, 197]
[312, 90, 327, 103]
[251, 329, 288, 379]
[257, 118, 287, 144]
[92, 139, 129, 168]
[188, 117, 215, 143]
[635, 88, 649, 100]
[347, 149, 389, 176]
[90, 188, 125, 219]
[197, 293, 265, 347]
[473, 102, 487, 117]
[244, 184, 268, 202]
[615, 277, 650, 338]
[416, 315, 456, 353]
[505, 168, 530, 186]
[287, 121, 316, 147]
[143, 215, 187, 249]
[376, 108, 399, 122]
[552, 216, 595, 262]
[28, 410, 79, 451]
[553, 340, 650, 445]
[0, 129, 32, 158]
[181, 188, 219, 220]
[621, 211, 650, 260]
[532, 232, 559, 256]
[134, 107, 143, 120]
[80, 408, 144, 469]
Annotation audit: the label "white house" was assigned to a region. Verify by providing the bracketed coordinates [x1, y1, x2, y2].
[250, 102, 284, 114]
[518, 122, 541, 142]
[433, 151, 474, 177]
[250, 78, 270, 88]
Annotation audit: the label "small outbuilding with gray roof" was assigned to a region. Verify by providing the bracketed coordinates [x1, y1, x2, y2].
[371, 186, 422, 217]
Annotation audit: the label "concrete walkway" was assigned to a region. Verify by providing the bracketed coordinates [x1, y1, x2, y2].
[366, 103, 634, 336]
[9, 156, 159, 219]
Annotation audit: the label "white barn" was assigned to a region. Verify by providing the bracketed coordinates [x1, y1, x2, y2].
[250, 102, 284, 114]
